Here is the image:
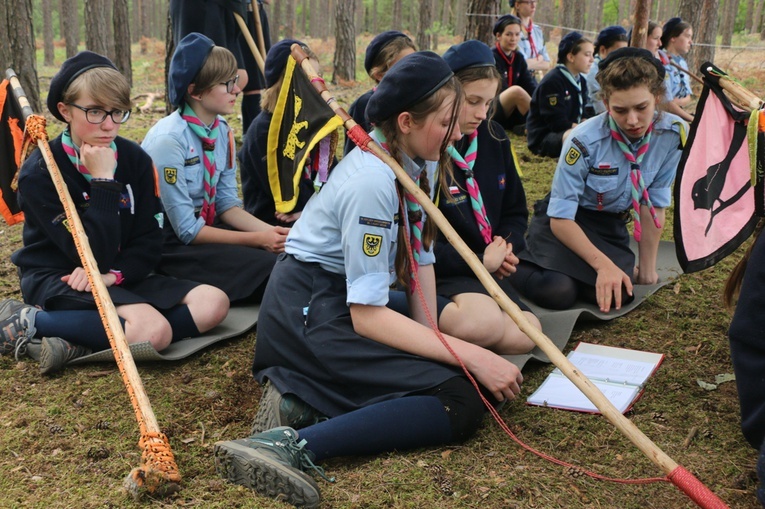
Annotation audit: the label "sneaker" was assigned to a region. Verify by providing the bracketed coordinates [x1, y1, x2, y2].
[0, 302, 39, 359]
[251, 381, 328, 435]
[214, 427, 326, 508]
[39, 337, 91, 375]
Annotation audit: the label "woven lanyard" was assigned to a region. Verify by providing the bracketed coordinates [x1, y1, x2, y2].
[181, 104, 220, 225]
[607, 114, 661, 242]
[373, 128, 423, 287]
[557, 65, 584, 123]
[446, 129, 492, 244]
[524, 20, 538, 57]
[495, 42, 516, 88]
[61, 128, 118, 182]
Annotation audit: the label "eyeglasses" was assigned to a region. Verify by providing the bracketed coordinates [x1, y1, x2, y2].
[68, 103, 131, 124]
[221, 74, 240, 93]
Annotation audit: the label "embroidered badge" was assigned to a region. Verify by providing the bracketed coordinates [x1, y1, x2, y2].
[164, 167, 177, 185]
[359, 216, 392, 229]
[184, 156, 200, 166]
[498, 174, 506, 190]
[548, 95, 558, 106]
[589, 165, 618, 176]
[571, 137, 589, 158]
[362, 233, 383, 257]
[565, 147, 581, 166]
[448, 185, 461, 195]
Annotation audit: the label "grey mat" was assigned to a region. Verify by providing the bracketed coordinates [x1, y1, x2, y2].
[69, 303, 259, 364]
[505, 240, 682, 371]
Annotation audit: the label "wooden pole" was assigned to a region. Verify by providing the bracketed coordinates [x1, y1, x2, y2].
[5, 68, 180, 499]
[233, 11, 266, 74]
[288, 46, 730, 509]
[251, 0, 268, 60]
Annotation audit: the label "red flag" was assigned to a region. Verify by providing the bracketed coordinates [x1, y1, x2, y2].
[0, 78, 25, 225]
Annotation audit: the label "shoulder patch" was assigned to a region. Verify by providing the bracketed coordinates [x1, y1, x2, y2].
[359, 216, 392, 229]
[164, 167, 177, 185]
[547, 94, 558, 106]
[362, 233, 382, 257]
[564, 147, 581, 166]
[571, 137, 590, 158]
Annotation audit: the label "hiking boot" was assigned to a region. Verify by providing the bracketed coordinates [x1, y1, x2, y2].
[39, 337, 91, 375]
[0, 302, 39, 359]
[25, 338, 42, 361]
[251, 381, 328, 435]
[214, 426, 327, 508]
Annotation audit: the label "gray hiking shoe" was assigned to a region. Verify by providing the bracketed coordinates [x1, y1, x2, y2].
[39, 337, 91, 375]
[214, 426, 329, 508]
[0, 301, 39, 359]
[251, 381, 328, 435]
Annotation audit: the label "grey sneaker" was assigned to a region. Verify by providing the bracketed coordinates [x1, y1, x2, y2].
[251, 381, 328, 434]
[214, 426, 327, 508]
[0, 302, 39, 359]
[39, 337, 91, 375]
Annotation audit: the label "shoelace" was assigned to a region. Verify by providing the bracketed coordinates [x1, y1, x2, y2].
[14, 335, 31, 361]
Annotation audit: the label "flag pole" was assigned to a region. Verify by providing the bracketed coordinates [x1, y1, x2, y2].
[233, 12, 266, 74]
[4, 68, 181, 500]
[288, 45, 729, 509]
[251, 0, 268, 61]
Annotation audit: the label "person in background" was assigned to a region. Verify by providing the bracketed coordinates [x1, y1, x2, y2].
[239, 0, 272, 133]
[509, 0, 550, 85]
[661, 18, 694, 117]
[491, 15, 535, 133]
[584, 25, 628, 117]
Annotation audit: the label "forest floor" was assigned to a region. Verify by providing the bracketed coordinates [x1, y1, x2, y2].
[1, 35, 765, 508]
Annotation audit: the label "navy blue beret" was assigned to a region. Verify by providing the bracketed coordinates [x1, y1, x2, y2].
[264, 39, 305, 88]
[663, 17, 683, 35]
[598, 47, 665, 80]
[595, 25, 628, 49]
[47, 51, 118, 122]
[558, 31, 584, 61]
[443, 40, 495, 73]
[508, 0, 516, 6]
[366, 51, 453, 125]
[493, 14, 521, 35]
[364, 31, 411, 75]
[169, 32, 215, 107]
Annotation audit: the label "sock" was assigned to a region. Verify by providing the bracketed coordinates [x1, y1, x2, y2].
[160, 305, 200, 342]
[297, 396, 452, 461]
[34, 309, 124, 351]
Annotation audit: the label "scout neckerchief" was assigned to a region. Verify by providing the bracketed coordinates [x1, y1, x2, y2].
[446, 129, 492, 244]
[495, 42, 516, 88]
[181, 103, 220, 225]
[61, 128, 118, 182]
[557, 64, 584, 123]
[607, 114, 661, 242]
[523, 19, 538, 58]
[373, 128, 423, 290]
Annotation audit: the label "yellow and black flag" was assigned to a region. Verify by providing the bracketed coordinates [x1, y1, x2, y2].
[267, 54, 343, 213]
[0, 78, 25, 225]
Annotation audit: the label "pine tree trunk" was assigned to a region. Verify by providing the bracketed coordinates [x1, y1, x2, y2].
[372, 0, 378, 33]
[455, 0, 467, 36]
[85, 0, 110, 56]
[43, 0, 56, 66]
[284, 0, 294, 38]
[753, 0, 764, 34]
[165, 0, 174, 114]
[61, 0, 79, 57]
[309, 0, 319, 37]
[417, 0, 433, 50]
[270, 0, 281, 40]
[58, 0, 65, 40]
[631, 0, 651, 47]
[680, 0, 718, 76]
[114, 0, 132, 87]
[464, 0, 500, 44]
[355, 0, 364, 32]
[132, 0, 140, 42]
[333, 0, 356, 83]
[571, 0, 584, 35]
[720, 0, 740, 46]
[105, 0, 116, 61]
[2, 0, 41, 113]
[392, 0, 402, 30]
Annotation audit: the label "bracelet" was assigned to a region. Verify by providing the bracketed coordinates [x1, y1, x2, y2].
[109, 269, 124, 286]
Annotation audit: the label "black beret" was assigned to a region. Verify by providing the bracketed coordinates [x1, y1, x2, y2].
[366, 51, 453, 125]
[264, 38, 304, 88]
[508, 0, 516, 7]
[663, 17, 682, 35]
[598, 46, 666, 80]
[443, 40, 495, 73]
[558, 31, 584, 62]
[595, 25, 628, 50]
[168, 32, 215, 107]
[364, 31, 411, 75]
[47, 51, 118, 122]
[493, 14, 521, 35]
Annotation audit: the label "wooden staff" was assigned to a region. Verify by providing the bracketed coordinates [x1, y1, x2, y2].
[4, 68, 180, 500]
[288, 46, 729, 509]
[251, 0, 267, 61]
[233, 11, 266, 74]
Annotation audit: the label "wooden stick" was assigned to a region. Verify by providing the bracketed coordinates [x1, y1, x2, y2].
[670, 60, 705, 86]
[5, 68, 180, 499]
[702, 64, 764, 112]
[251, 0, 267, 61]
[233, 11, 265, 74]
[288, 46, 729, 509]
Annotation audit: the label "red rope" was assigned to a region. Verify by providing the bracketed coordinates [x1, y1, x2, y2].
[396, 191, 669, 487]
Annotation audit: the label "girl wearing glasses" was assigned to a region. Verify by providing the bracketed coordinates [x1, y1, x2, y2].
[142, 33, 288, 303]
[4, 51, 228, 374]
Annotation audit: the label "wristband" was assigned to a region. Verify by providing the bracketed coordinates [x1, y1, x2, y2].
[109, 269, 124, 286]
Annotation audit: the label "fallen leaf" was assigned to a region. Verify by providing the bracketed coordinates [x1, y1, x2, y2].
[441, 449, 454, 459]
[697, 380, 717, 391]
[181, 437, 195, 444]
[714, 373, 736, 385]
[673, 282, 681, 294]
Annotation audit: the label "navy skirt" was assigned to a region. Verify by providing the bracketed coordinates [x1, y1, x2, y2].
[518, 194, 635, 287]
[253, 253, 463, 418]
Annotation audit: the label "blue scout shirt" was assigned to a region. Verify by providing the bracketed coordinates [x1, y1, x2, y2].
[584, 56, 605, 115]
[518, 22, 550, 63]
[286, 131, 436, 307]
[665, 53, 692, 99]
[548, 111, 687, 220]
[141, 110, 242, 245]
